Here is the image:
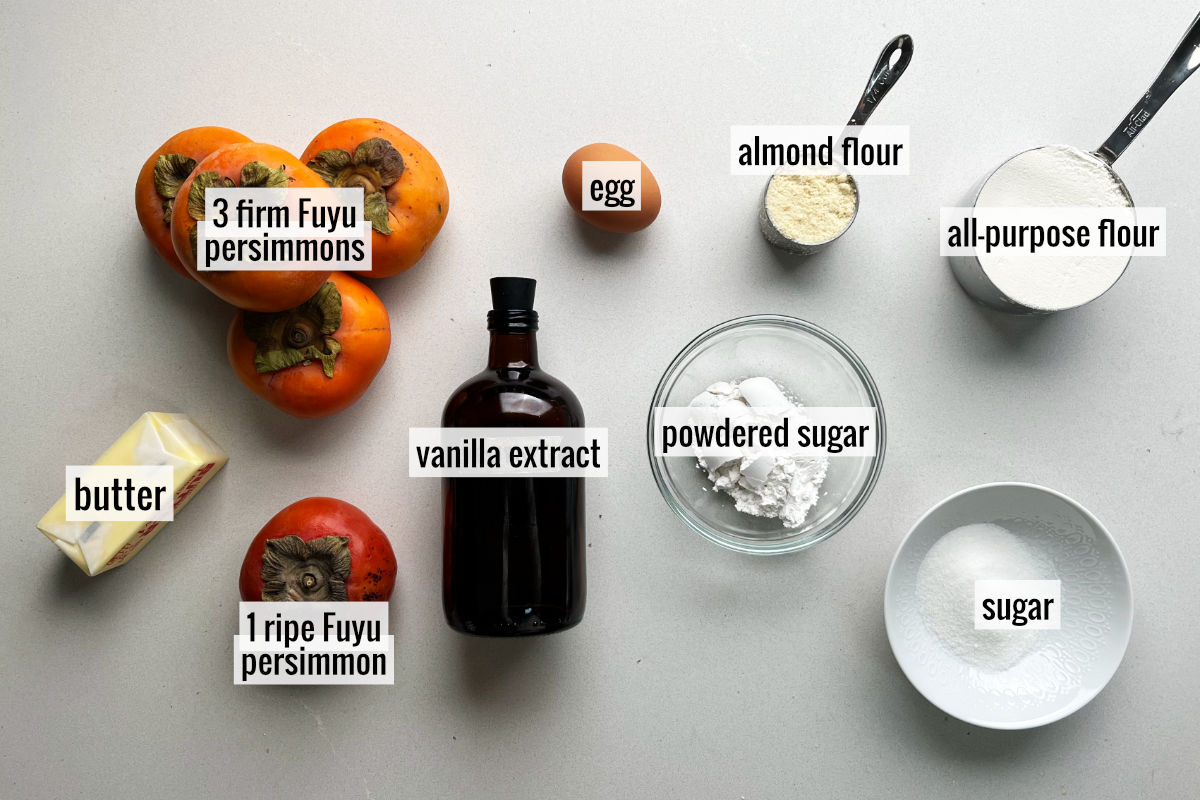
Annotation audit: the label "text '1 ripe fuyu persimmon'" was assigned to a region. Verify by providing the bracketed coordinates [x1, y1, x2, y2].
[301, 118, 448, 278]
[239, 497, 397, 602]
[227, 271, 390, 418]
[134, 126, 252, 279]
[171, 142, 332, 312]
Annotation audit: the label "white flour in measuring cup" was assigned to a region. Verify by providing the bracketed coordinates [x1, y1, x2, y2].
[975, 145, 1133, 310]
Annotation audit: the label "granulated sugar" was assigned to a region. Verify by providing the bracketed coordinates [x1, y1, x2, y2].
[916, 522, 1055, 671]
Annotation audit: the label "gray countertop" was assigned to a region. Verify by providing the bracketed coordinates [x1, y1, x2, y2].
[3, 1, 1198, 797]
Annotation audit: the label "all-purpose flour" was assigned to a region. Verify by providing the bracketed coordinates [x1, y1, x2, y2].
[975, 145, 1131, 310]
[689, 377, 828, 528]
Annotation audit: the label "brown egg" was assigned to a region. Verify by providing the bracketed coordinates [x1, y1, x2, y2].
[562, 143, 661, 233]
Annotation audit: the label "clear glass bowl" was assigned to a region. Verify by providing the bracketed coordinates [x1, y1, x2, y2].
[647, 315, 886, 554]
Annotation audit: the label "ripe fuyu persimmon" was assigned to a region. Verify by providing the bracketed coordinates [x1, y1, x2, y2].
[239, 497, 396, 602]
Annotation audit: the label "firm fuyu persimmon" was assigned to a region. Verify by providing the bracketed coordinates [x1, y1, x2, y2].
[134, 126, 251, 279]
[239, 497, 396, 602]
[171, 142, 331, 312]
[301, 118, 448, 279]
[227, 271, 390, 418]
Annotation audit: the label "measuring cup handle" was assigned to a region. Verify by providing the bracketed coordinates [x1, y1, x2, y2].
[847, 34, 914, 127]
[1097, 12, 1200, 164]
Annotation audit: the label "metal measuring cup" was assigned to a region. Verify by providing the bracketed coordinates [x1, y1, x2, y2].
[950, 13, 1200, 314]
[760, 34, 914, 255]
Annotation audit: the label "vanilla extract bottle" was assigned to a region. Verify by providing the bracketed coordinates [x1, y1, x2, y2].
[441, 277, 586, 636]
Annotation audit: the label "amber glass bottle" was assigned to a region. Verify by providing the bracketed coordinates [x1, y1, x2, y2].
[441, 277, 586, 636]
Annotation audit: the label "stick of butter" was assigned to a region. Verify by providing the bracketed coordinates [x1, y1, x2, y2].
[38, 412, 228, 576]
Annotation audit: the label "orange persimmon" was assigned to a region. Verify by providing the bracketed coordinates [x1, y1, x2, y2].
[300, 118, 448, 279]
[134, 126, 251, 279]
[171, 142, 331, 311]
[239, 497, 396, 602]
[227, 271, 391, 418]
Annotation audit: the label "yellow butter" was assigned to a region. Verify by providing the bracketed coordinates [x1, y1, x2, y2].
[38, 412, 228, 576]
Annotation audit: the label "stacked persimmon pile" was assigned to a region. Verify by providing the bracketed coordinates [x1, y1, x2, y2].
[134, 119, 448, 417]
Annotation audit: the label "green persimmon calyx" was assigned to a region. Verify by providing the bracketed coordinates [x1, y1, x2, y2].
[307, 138, 404, 235]
[152, 153, 197, 224]
[260, 535, 351, 601]
[185, 163, 291, 256]
[243, 282, 343, 378]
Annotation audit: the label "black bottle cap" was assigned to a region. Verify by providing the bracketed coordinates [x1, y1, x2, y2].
[488, 277, 538, 332]
[490, 277, 536, 311]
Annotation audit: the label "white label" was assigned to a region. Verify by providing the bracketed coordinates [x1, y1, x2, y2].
[730, 125, 910, 174]
[940, 206, 1166, 256]
[65, 465, 174, 521]
[580, 161, 642, 210]
[235, 602, 394, 685]
[408, 428, 609, 477]
[651, 407, 877, 459]
[974, 579, 1061, 630]
[199, 187, 372, 271]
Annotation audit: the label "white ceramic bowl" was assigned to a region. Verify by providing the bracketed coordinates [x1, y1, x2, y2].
[884, 483, 1133, 729]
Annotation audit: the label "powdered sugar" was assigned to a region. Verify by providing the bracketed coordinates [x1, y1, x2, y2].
[689, 378, 828, 528]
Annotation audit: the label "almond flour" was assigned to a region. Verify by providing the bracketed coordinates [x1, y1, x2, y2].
[765, 173, 858, 243]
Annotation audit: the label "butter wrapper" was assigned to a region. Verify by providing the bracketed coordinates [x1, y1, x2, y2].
[38, 412, 228, 575]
